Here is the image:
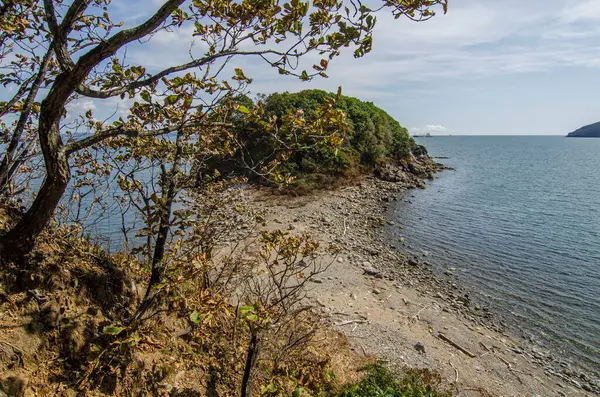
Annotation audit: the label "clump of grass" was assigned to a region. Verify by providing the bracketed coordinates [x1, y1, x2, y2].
[333, 364, 452, 397]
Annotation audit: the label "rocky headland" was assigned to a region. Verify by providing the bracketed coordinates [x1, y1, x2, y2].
[567, 122, 600, 138]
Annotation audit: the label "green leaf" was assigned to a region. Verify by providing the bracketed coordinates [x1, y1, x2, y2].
[239, 305, 254, 314]
[190, 311, 200, 324]
[164, 94, 179, 106]
[234, 68, 246, 80]
[246, 313, 258, 322]
[140, 90, 151, 102]
[238, 105, 250, 114]
[292, 387, 304, 397]
[103, 326, 124, 335]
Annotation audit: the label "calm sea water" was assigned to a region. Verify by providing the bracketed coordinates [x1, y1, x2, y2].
[391, 136, 600, 377]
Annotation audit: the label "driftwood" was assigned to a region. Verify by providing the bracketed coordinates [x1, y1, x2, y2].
[335, 319, 367, 326]
[448, 360, 459, 383]
[437, 332, 476, 358]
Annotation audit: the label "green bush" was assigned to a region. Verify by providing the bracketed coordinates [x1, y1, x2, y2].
[263, 90, 417, 173]
[332, 364, 452, 397]
[215, 90, 418, 187]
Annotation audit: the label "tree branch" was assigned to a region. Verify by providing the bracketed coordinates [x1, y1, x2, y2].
[75, 0, 186, 74]
[64, 121, 231, 155]
[42, 0, 86, 71]
[76, 49, 288, 99]
[0, 75, 35, 118]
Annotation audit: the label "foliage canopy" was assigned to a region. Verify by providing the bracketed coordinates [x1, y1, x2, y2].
[223, 89, 419, 185]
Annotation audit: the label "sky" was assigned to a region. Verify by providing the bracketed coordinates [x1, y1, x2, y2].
[22, 0, 600, 135]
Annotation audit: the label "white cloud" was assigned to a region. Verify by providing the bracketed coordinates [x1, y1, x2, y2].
[66, 99, 96, 116]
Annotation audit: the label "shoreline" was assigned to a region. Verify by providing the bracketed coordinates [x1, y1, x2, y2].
[249, 175, 598, 396]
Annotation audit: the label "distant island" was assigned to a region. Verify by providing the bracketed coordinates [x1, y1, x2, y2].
[567, 121, 600, 137]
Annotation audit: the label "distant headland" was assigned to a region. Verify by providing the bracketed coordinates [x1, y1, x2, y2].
[567, 121, 600, 137]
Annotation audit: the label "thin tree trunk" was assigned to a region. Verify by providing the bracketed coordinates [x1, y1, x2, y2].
[0, 49, 54, 194]
[133, 131, 184, 322]
[241, 330, 259, 397]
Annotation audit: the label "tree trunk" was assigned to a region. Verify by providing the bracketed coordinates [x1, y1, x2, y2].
[241, 331, 259, 397]
[0, 97, 70, 261]
[0, 49, 54, 194]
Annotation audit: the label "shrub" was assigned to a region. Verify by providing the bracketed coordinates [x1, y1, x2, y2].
[224, 90, 418, 187]
[333, 364, 452, 397]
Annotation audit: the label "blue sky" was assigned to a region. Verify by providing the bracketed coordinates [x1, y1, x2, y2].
[25, 0, 600, 135]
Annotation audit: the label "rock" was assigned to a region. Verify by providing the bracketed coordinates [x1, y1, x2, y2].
[582, 383, 592, 392]
[311, 278, 323, 284]
[0, 374, 29, 397]
[372, 289, 381, 295]
[414, 342, 426, 355]
[39, 301, 61, 329]
[361, 262, 381, 278]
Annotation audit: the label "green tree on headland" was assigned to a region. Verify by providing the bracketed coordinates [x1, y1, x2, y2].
[216, 90, 420, 186]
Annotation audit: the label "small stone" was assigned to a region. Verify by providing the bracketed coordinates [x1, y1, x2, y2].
[372, 289, 381, 295]
[582, 384, 592, 392]
[361, 262, 381, 277]
[86, 307, 98, 316]
[39, 301, 61, 329]
[414, 342, 426, 354]
[311, 278, 323, 284]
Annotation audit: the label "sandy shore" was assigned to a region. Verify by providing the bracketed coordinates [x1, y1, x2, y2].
[248, 177, 597, 397]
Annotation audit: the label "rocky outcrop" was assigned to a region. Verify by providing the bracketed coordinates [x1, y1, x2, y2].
[567, 122, 600, 138]
[375, 148, 446, 187]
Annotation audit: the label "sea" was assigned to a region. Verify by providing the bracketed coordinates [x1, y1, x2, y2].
[390, 135, 600, 379]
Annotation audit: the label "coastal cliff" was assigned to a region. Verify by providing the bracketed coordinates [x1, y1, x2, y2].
[567, 121, 600, 137]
